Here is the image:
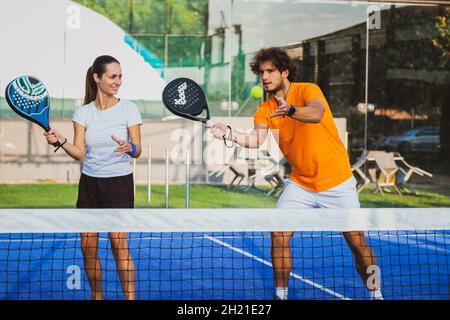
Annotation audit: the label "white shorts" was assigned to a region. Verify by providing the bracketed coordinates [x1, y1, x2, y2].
[276, 176, 360, 209]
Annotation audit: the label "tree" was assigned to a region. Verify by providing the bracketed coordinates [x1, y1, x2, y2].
[74, 0, 209, 67]
[432, 8, 450, 67]
[432, 6, 450, 163]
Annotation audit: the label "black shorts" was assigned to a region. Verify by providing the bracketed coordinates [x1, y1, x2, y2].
[76, 173, 134, 209]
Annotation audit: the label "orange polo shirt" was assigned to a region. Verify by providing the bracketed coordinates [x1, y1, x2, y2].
[254, 82, 352, 192]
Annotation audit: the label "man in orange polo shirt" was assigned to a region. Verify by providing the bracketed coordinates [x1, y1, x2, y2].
[211, 47, 383, 300]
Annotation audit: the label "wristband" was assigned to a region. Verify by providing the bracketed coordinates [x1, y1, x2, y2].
[287, 105, 297, 117]
[127, 142, 137, 157]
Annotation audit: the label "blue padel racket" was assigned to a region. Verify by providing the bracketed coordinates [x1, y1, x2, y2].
[5, 76, 61, 151]
[162, 78, 212, 127]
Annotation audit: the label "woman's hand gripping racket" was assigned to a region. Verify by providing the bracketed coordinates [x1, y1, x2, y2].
[162, 78, 212, 128]
[5, 75, 62, 152]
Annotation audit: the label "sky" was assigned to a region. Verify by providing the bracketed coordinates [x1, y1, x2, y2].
[208, 0, 401, 54]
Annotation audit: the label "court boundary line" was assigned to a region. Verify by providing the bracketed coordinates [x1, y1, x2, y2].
[203, 234, 351, 300]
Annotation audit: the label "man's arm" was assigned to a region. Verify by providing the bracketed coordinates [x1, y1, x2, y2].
[270, 96, 324, 123]
[289, 99, 324, 123]
[210, 123, 269, 149]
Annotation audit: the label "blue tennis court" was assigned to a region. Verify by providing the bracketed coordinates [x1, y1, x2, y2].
[1, 230, 449, 300]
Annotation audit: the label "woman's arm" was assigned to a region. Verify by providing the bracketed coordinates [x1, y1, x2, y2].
[111, 124, 142, 158]
[43, 122, 86, 161]
[128, 124, 142, 158]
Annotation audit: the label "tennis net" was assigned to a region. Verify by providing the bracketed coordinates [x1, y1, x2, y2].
[0, 208, 449, 300]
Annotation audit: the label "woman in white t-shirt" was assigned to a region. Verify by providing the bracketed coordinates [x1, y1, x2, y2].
[44, 55, 141, 300]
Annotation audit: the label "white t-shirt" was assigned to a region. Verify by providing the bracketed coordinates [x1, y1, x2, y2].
[72, 99, 143, 178]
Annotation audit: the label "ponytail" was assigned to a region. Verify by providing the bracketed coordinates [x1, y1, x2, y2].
[83, 55, 121, 105]
[83, 66, 97, 105]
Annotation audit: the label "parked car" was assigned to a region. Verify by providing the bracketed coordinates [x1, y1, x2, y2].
[380, 127, 440, 154]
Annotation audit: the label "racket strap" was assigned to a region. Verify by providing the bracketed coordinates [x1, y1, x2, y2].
[223, 126, 234, 148]
[54, 138, 67, 153]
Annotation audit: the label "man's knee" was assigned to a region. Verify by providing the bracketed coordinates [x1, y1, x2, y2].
[271, 232, 293, 247]
[343, 231, 371, 258]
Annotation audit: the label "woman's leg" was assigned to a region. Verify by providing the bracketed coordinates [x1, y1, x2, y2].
[109, 232, 136, 300]
[80, 232, 103, 300]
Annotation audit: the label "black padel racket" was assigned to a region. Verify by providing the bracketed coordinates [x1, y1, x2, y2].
[162, 78, 212, 127]
[5, 75, 61, 151]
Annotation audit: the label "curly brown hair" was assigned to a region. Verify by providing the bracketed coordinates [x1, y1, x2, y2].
[250, 47, 298, 81]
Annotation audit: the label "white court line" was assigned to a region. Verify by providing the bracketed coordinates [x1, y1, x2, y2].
[203, 234, 351, 300]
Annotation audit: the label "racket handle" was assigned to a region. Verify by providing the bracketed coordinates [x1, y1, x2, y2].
[45, 127, 62, 152]
[205, 120, 213, 128]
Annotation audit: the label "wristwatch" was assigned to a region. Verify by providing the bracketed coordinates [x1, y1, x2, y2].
[287, 105, 297, 117]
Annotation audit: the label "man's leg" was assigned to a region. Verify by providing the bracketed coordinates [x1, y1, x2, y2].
[271, 231, 293, 299]
[317, 177, 383, 299]
[342, 231, 382, 296]
[273, 180, 315, 299]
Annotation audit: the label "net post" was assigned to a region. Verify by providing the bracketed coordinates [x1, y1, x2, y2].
[147, 144, 151, 205]
[0, 120, 4, 173]
[165, 147, 169, 208]
[133, 158, 137, 197]
[186, 149, 190, 208]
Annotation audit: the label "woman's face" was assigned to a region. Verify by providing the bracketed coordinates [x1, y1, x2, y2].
[94, 62, 122, 96]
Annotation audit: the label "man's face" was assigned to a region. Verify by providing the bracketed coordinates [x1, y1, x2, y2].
[258, 60, 289, 94]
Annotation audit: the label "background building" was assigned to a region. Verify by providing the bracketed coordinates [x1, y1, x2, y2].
[0, 0, 448, 188]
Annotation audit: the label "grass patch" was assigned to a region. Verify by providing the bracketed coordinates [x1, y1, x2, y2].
[0, 183, 449, 209]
